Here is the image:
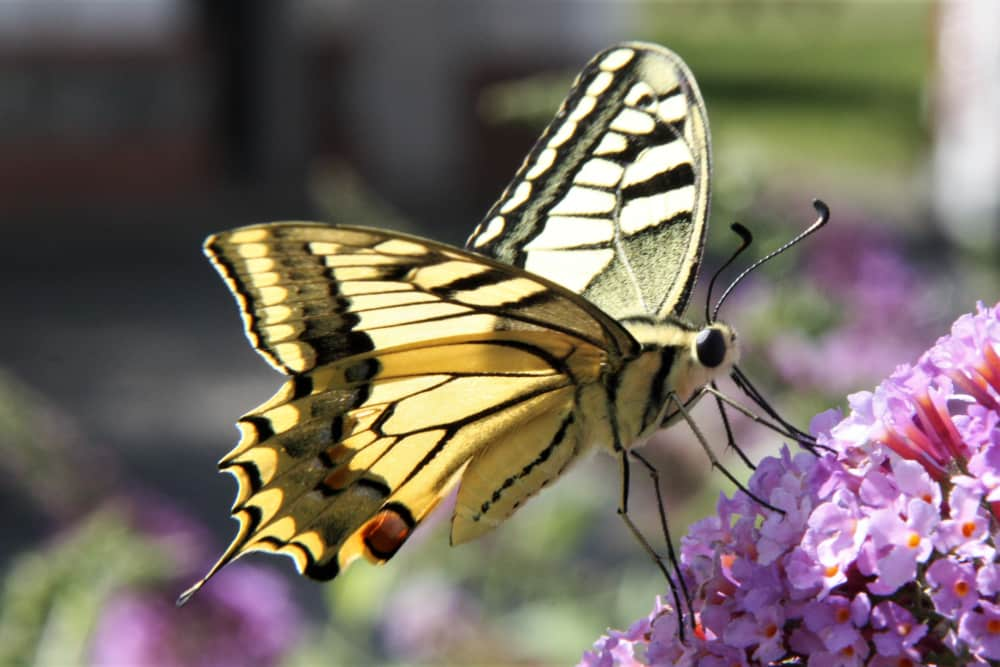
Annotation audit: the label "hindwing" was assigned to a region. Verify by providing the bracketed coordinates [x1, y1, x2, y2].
[180, 224, 636, 601]
[467, 42, 711, 320]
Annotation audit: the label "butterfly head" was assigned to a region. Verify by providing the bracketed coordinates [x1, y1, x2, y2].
[694, 322, 738, 372]
[620, 316, 739, 407]
[680, 321, 739, 399]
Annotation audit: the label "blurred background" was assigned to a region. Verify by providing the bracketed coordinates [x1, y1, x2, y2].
[1, 1, 997, 665]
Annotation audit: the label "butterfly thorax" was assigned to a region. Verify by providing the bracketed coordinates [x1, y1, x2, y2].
[584, 315, 739, 454]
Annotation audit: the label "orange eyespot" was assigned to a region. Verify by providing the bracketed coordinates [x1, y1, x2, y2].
[362, 507, 412, 559]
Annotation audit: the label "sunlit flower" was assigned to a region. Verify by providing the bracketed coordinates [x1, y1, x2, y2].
[582, 301, 1000, 666]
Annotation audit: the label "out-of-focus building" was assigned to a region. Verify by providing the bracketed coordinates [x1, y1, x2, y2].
[932, 0, 1000, 249]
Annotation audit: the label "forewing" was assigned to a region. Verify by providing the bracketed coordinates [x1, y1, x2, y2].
[467, 42, 711, 320]
[204, 223, 634, 372]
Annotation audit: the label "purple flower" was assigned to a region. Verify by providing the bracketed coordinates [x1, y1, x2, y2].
[958, 600, 1000, 660]
[581, 597, 666, 667]
[581, 301, 1000, 665]
[91, 563, 301, 667]
[870, 600, 927, 657]
[89, 499, 303, 667]
[865, 497, 939, 595]
[803, 635, 871, 667]
[936, 481, 992, 559]
[968, 431, 1000, 502]
[802, 594, 870, 653]
[926, 558, 979, 619]
[724, 605, 785, 663]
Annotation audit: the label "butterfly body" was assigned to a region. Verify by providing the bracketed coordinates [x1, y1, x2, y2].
[181, 41, 735, 603]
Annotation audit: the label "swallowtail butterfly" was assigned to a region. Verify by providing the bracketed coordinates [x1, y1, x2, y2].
[180, 42, 739, 604]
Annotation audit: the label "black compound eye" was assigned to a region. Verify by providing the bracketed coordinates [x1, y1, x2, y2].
[695, 327, 727, 368]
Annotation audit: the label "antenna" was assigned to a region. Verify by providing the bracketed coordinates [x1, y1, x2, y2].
[712, 199, 830, 321]
[704, 222, 753, 323]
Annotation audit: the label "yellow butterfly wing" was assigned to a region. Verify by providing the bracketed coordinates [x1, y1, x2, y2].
[180, 223, 635, 602]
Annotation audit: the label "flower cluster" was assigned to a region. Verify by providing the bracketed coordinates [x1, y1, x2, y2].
[582, 301, 1000, 666]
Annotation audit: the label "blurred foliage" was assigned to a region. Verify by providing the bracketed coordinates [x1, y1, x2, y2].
[481, 2, 930, 186]
[649, 2, 930, 171]
[0, 370, 117, 520]
[0, 510, 170, 667]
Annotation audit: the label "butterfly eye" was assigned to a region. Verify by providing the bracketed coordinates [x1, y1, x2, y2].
[695, 327, 727, 368]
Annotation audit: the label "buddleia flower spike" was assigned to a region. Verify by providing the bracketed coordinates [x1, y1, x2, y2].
[582, 300, 1000, 666]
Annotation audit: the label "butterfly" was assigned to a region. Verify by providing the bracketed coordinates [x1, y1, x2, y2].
[179, 41, 740, 604]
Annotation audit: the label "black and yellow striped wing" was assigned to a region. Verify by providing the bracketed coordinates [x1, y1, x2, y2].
[467, 42, 711, 320]
[179, 224, 637, 602]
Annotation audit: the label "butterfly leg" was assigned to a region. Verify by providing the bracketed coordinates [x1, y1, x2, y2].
[630, 449, 695, 627]
[708, 375, 829, 455]
[616, 448, 690, 641]
[666, 390, 781, 514]
[709, 380, 757, 468]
